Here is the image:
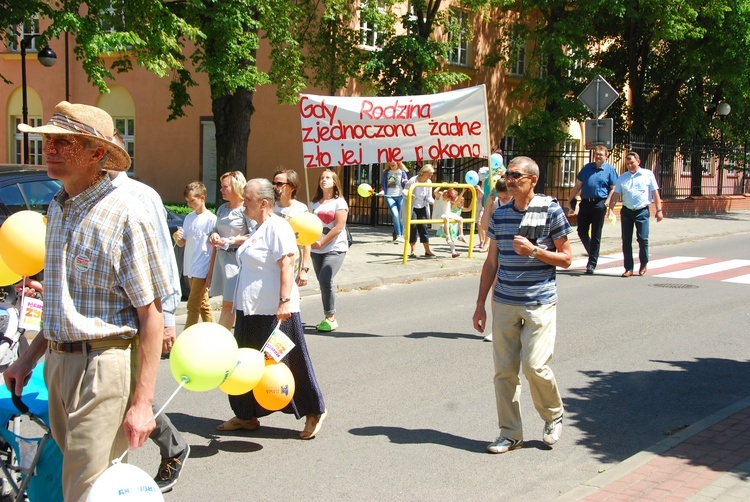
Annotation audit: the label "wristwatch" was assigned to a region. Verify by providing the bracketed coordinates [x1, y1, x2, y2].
[279, 297, 291, 303]
[531, 246, 539, 257]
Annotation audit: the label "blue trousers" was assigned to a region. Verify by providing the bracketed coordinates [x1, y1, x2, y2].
[386, 195, 404, 237]
[620, 206, 650, 272]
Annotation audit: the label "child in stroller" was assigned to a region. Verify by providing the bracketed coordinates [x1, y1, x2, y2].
[0, 300, 62, 502]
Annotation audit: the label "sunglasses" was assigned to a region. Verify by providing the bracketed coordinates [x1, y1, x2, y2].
[506, 171, 533, 180]
[273, 182, 288, 188]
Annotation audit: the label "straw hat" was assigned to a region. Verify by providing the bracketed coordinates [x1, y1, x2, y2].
[18, 101, 131, 171]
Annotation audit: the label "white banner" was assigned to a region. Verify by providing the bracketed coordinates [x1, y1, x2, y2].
[299, 85, 490, 169]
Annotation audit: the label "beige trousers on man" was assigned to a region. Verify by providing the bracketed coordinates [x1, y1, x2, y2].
[491, 301, 563, 441]
[45, 347, 132, 501]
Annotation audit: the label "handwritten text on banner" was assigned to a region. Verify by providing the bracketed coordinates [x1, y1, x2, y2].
[299, 85, 490, 169]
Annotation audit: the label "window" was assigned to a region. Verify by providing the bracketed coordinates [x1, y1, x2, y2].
[501, 136, 516, 158]
[680, 151, 712, 175]
[19, 179, 61, 213]
[360, 1, 387, 50]
[13, 117, 43, 165]
[508, 38, 526, 76]
[448, 10, 470, 67]
[100, 1, 126, 33]
[114, 118, 135, 170]
[8, 17, 40, 52]
[562, 140, 578, 187]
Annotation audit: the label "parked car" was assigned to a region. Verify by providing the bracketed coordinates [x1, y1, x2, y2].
[0, 167, 190, 301]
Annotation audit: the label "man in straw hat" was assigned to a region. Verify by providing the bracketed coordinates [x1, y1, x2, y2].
[4, 102, 171, 500]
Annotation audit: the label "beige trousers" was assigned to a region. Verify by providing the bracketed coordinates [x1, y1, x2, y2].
[491, 301, 563, 441]
[45, 347, 132, 501]
[185, 277, 214, 328]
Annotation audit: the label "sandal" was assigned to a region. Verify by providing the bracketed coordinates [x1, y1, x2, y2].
[424, 253, 437, 259]
[408, 254, 417, 259]
[216, 416, 260, 431]
[300, 409, 328, 440]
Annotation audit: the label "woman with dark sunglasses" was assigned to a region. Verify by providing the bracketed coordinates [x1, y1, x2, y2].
[272, 169, 312, 287]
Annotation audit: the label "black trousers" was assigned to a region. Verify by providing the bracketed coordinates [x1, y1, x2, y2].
[577, 199, 606, 269]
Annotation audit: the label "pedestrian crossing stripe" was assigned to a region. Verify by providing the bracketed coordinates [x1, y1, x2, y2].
[561, 254, 750, 284]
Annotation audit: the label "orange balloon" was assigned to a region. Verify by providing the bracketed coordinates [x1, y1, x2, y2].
[0, 253, 22, 287]
[288, 212, 323, 246]
[253, 361, 295, 411]
[0, 211, 46, 276]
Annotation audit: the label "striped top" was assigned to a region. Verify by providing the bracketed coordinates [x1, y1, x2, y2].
[488, 199, 572, 306]
[44, 175, 171, 342]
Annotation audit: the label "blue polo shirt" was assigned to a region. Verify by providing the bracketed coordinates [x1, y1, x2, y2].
[577, 161, 618, 199]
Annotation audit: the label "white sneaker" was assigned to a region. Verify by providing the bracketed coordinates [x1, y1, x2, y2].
[543, 415, 563, 446]
[395, 236, 405, 243]
[482, 333, 493, 342]
[486, 436, 523, 454]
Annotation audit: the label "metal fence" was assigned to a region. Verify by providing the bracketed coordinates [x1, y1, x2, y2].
[343, 135, 750, 228]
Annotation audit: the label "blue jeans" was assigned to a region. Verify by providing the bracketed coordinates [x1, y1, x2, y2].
[620, 206, 650, 272]
[386, 195, 404, 237]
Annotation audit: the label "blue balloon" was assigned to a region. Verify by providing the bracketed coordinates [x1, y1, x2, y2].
[465, 170, 479, 185]
[490, 153, 504, 170]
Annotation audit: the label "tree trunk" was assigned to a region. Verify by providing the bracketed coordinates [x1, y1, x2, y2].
[211, 87, 255, 201]
[690, 138, 703, 196]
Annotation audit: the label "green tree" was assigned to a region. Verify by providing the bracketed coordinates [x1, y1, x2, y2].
[1, 0, 314, 199]
[484, 0, 600, 188]
[360, 0, 473, 96]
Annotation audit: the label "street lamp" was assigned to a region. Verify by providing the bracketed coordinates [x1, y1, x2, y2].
[21, 36, 57, 164]
[717, 101, 731, 195]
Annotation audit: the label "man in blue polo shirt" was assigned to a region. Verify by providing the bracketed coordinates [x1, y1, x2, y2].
[568, 145, 618, 274]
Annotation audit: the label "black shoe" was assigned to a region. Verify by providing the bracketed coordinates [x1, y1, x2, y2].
[155, 444, 190, 493]
[585, 267, 594, 275]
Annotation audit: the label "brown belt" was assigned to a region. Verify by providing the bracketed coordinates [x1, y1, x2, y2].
[48, 337, 134, 354]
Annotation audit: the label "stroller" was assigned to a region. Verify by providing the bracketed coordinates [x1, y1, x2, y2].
[0, 300, 62, 502]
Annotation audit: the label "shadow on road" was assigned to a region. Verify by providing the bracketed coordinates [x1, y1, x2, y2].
[565, 357, 750, 477]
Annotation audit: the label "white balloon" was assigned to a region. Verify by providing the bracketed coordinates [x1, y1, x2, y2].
[87, 462, 164, 501]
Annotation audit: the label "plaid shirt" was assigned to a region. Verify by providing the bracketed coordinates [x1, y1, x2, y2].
[44, 175, 171, 342]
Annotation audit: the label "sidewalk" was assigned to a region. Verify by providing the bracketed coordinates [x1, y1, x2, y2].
[178, 211, 750, 501]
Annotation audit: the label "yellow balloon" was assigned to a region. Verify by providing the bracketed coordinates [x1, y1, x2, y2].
[0, 254, 22, 287]
[0, 211, 46, 276]
[253, 361, 295, 411]
[219, 348, 265, 395]
[170, 323, 239, 392]
[357, 183, 374, 198]
[288, 212, 323, 246]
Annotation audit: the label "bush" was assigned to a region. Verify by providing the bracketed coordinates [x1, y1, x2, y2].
[165, 203, 217, 216]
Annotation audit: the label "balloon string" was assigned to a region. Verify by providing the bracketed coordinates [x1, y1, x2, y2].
[114, 376, 188, 464]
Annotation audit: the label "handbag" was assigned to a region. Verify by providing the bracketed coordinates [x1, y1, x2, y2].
[346, 227, 354, 247]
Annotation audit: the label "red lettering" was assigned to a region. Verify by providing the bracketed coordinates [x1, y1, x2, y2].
[376, 147, 403, 163]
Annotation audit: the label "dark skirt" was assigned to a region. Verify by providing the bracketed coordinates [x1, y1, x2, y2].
[229, 311, 325, 420]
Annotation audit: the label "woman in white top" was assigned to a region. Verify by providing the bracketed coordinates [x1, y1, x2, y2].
[218, 178, 326, 439]
[404, 164, 436, 258]
[272, 169, 311, 287]
[309, 169, 348, 332]
[206, 171, 254, 331]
